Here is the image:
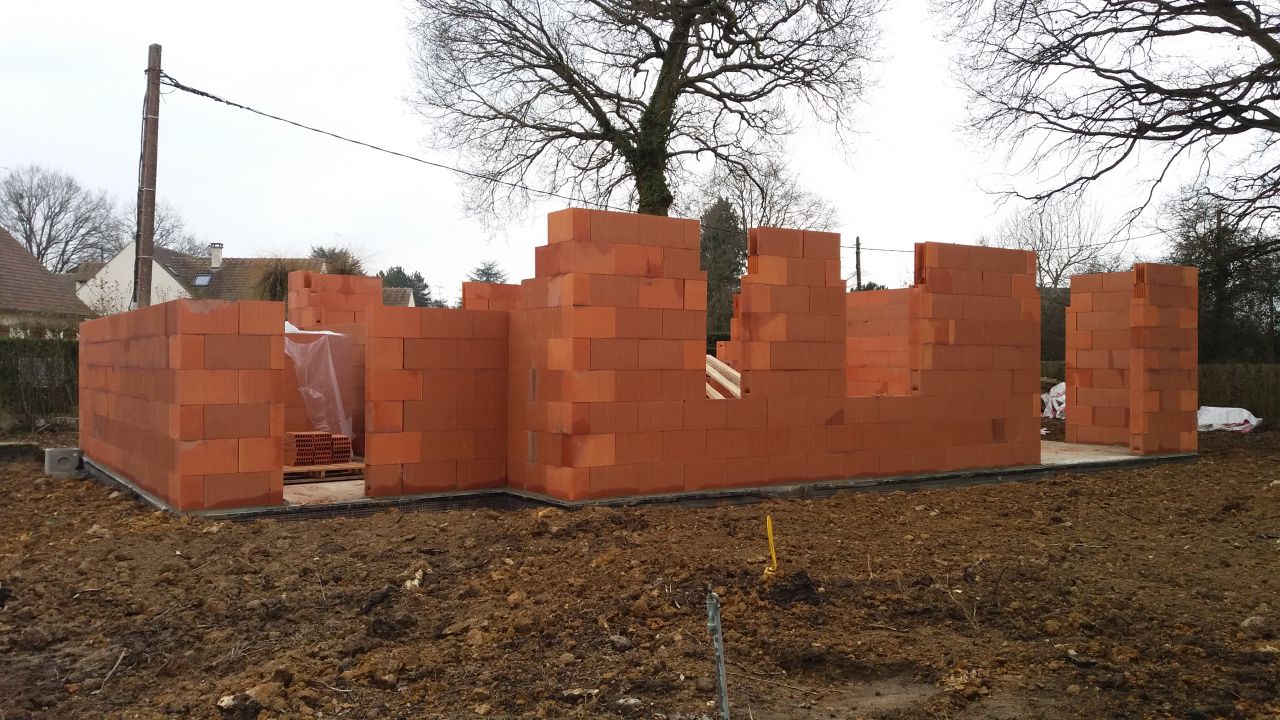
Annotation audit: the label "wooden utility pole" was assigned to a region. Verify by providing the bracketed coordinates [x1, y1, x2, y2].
[855, 235, 862, 291]
[134, 43, 162, 308]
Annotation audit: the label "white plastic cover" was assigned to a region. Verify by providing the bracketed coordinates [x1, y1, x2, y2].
[1042, 381, 1066, 420]
[283, 325, 354, 438]
[1197, 406, 1263, 433]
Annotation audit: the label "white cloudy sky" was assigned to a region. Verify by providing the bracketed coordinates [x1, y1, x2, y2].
[0, 1, 1175, 300]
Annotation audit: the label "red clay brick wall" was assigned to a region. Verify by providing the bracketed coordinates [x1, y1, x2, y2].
[504, 209, 708, 500]
[846, 289, 911, 396]
[1064, 265, 1198, 454]
[287, 271, 382, 328]
[79, 300, 285, 511]
[361, 307, 509, 496]
[462, 282, 523, 311]
[1130, 264, 1198, 454]
[1064, 271, 1134, 445]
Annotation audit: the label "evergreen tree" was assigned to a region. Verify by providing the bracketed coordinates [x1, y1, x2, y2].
[309, 245, 364, 275]
[467, 260, 509, 284]
[378, 266, 448, 307]
[699, 198, 746, 336]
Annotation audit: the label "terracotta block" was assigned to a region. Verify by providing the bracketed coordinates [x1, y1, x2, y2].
[615, 307, 662, 338]
[176, 438, 239, 475]
[175, 369, 240, 405]
[543, 466, 590, 501]
[661, 429, 706, 460]
[566, 306, 618, 338]
[422, 429, 478, 461]
[661, 248, 702, 279]
[684, 400, 728, 429]
[638, 400, 685, 431]
[586, 464, 639, 498]
[563, 433, 615, 467]
[238, 437, 282, 473]
[421, 308, 475, 338]
[239, 301, 283, 335]
[590, 339, 639, 370]
[638, 277, 685, 309]
[169, 404, 204, 441]
[367, 369, 424, 401]
[548, 208, 593, 244]
[168, 335, 205, 370]
[368, 400, 404, 433]
[546, 337, 591, 370]
[203, 471, 278, 509]
[749, 227, 803, 257]
[366, 338, 404, 370]
[684, 280, 708, 311]
[168, 300, 240, 335]
[368, 306, 422, 338]
[204, 403, 272, 439]
[238, 369, 284, 404]
[366, 431, 423, 464]
[364, 463, 402, 496]
[204, 335, 273, 370]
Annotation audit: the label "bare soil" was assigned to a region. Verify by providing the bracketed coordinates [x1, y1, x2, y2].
[1, 430, 1278, 719]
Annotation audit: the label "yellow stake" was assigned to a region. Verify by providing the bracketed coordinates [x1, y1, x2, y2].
[762, 514, 778, 578]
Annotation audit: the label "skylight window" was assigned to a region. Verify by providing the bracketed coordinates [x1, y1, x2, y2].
[194, 273, 212, 287]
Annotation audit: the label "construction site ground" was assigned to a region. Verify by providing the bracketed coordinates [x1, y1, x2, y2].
[1, 427, 1278, 719]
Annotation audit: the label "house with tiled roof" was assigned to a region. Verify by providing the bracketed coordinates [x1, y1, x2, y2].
[0, 228, 91, 336]
[73, 243, 333, 315]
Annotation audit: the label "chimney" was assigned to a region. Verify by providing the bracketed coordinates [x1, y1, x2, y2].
[209, 242, 224, 269]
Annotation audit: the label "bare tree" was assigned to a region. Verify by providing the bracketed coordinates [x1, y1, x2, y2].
[409, 0, 880, 218]
[0, 165, 120, 272]
[944, 0, 1280, 229]
[981, 197, 1125, 287]
[123, 200, 207, 257]
[685, 159, 839, 231]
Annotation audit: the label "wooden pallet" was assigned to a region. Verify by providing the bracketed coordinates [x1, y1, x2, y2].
[283, 461, 365, 485]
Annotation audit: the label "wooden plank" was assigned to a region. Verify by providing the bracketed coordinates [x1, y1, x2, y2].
[704, 355, 742, 398]
[705, 382, 724, 400]
[283, 461, 364, 473]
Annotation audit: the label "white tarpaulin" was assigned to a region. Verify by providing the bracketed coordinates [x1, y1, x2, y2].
[1042, 382, 1066, 420]
[1197, 407, 1263, 433]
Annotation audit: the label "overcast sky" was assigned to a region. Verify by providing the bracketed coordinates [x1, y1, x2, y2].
[0, 1, 1174, 300]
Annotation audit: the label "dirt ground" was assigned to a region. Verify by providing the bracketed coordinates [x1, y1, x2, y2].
[1, 429, 1278, 719]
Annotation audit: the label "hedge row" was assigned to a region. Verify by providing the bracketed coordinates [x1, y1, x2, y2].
[1041, 361, 1278, 421]
[0, 338, 78, 429]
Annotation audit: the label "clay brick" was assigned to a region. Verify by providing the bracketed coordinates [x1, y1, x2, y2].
[239, 437, 282, 472]
[165, 334, 204, 371]
[368, 306, 422, 338]
[368, 401, 404, 433]
[239, 301, 283, 335]
[204, 404, 272, 439]
[637, 339, 684, 369]
[421, 308, 475, 338]
[364, 464, 402, 496]
[544, 466, 590, 501]
[366, 431, 423, 464]
[637, 460, 685, 494]
[422, 429, 477, 461]
[168, 300, 240, 335]
[175, 369, 240, 405]
[204, 335, 273, 370]
[661, 429, 706, 460]
[750, 227, 803, 257]
[684, 400, 727, 429]
[563, 433, 615, 467]
[638, 278, 685, 309]
[637, 400, 685, 431]
[169, 404, 204, 441]
[684, 280, 708, 311]
[239, 369, 284, 404]
[588, 464, 640, 498]
[590, 339, 638, 370]
[367, 369, 424, 401]
[548, 207, 593, 244]
[366, 338, 404, 370]
[203, 471, 279, 509]
[176, 439, 239, 475]
[404, 338, 459, 369]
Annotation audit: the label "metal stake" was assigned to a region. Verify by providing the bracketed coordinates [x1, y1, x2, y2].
[706, 584, 730, 720]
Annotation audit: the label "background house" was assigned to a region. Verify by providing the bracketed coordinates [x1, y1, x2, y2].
[0, 228, 91, 336]
[73, 242, 327, 315]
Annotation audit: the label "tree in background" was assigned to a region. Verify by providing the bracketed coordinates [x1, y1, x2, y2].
[409, 0, 880, 218]
[126, 200, 206, 257]
[379, 266, 448, 307]
[687, 160, 838, 233]
[946, 0, 1280, 229]
[0, 165, 119, 272]
[1163, 194, 1280, 362]
[467, 260, 508, 284]
[853, 281, 888, 291]
[310, 246, 365, 275]
[981, 197, 1125, 288]
[700, 198, 746, 336]
[255, 258, 309, 302]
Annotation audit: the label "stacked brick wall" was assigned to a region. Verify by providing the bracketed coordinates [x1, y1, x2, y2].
[1065, 265, 1197, 454]
[462, 282, 523, 311]
[1064, 272, 1134, 445]
[80, 300, 285, 510]
[1130, 264, 1198, 454]
[361, 307, 509, 496]
[845, 289, 911, 396]
[505, 209, 709, 500]
[287, 271, 382, 328]
[284, 271, 370, 452]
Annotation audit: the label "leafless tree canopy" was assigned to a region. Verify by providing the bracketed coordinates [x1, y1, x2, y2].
[683, 159, 839, 231]
[945, 0, 1280, 229]
[981, 197, 1126, 287]
[410, 0, 880, 218]
[0, 165, 120, 272]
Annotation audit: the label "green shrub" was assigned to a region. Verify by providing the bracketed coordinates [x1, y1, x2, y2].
[0, 338, 78, 430]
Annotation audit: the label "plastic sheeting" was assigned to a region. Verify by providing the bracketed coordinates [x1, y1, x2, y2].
[1197, 406, 1263, 433]
[283, 323, 354, 439]
[1041, 381, 1066, 420]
